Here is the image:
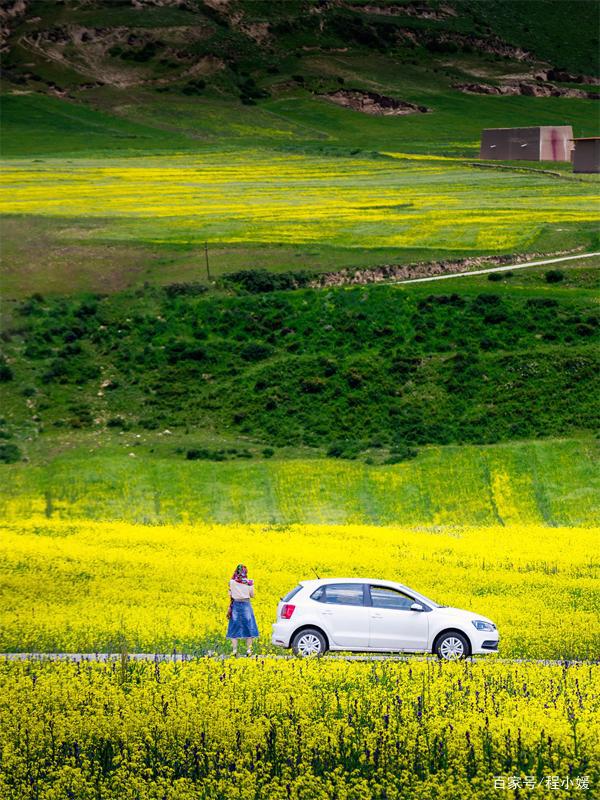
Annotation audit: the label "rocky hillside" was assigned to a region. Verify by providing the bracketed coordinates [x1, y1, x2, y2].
[2, 1, 598, 108]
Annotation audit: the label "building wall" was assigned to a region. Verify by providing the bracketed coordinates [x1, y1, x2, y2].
[539, 126, 574, 161]
[573, 140, 600, 173]
[480, 126, 573, 162]
[480, 127, 540, 160]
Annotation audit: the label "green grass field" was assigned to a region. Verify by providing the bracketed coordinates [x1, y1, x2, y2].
[2, 438, 597, 527]
[0, 163, 597, 299]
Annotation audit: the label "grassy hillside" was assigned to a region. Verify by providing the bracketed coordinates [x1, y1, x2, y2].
[1, 274, 598, 461]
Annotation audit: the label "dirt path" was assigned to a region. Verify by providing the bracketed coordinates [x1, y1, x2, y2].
[394, 251, 600, 286]
[0, 653, 590, 665]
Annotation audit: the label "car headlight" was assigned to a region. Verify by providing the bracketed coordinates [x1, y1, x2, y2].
[472, 620, 496, 631]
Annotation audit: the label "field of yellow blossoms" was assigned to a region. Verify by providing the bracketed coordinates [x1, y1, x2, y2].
[1, 516, 598, 659]
[0, 658, 597, 799]
[1, 150, 598, 252]
[1, 512, 598, 797]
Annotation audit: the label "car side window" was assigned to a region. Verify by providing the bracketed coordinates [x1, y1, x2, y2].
[311, 584, 365, 606]
[370, 586, 414, 610]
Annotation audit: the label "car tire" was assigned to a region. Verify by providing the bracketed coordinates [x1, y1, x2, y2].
[291, 628, 327, 657]
[435, 631, 470, 660]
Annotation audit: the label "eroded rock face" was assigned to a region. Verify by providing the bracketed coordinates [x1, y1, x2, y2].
[321, 89, 429, 115]
[0, 0, 28, 51]
[454, 81, 599, 100]
[359, 3, 457, 20]
[546, 68, 600, 86]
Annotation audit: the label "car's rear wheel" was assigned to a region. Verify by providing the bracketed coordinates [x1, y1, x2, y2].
[435, 632, 469, 660]
[291, 628, 327, 657]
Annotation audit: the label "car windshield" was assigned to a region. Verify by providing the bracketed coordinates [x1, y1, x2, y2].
[408, 588, 445, 608]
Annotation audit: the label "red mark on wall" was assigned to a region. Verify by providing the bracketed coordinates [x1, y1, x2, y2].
[551, 128, 559, 161]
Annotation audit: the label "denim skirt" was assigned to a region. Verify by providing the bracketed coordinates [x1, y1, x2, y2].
[226, 600, 259, 639]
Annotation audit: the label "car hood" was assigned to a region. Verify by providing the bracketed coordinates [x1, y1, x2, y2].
[437, 607, 495, 625]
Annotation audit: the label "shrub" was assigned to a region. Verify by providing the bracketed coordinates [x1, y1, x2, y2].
[139, 418, 160, 430]
[0, 443, 21, 463]
[327, 440, 363, 459]
[262, 447, 275, 458]
[241, 342, 273, 362]
[163, 282, 208, 298]
[181, 79, 206, 96]
[186, 448, 226, 461]
[17, 294, 44, 316]
[546, 270, 565, 283]
[222, 269, 311, 293]
[301, 376, 326, 394]
[0, 359, 13, 382]
[384, 445, 419, 464]
[107, 417, 127, 429]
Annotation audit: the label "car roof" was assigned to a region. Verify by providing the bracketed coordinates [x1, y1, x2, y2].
[296, 578, 437, 605]
[300, 577, 409, 589]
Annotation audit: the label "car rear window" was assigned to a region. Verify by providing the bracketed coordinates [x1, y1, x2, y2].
[282, 585, 302, 602]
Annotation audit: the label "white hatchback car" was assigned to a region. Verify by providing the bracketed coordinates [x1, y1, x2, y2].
[271, 578, 499, 659]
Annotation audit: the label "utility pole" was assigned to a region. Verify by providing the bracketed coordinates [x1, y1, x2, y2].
[204, 241, 211, 281]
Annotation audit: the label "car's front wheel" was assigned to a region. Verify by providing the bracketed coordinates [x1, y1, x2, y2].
[291, 628, 327, 657]
[435, 631, 469, 660]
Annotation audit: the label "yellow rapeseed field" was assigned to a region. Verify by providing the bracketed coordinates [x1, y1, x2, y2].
[1, 516, 598, 659]
[1, 151, 598, 251]
[0, 658, 597, 799]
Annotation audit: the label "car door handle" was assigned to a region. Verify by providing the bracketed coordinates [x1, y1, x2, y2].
[321, 610, 334, 615]
[371, 614, 383, 619]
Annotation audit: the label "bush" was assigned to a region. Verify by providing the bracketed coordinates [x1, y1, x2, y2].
[0, 443, 21, 463]
[107, 417, 127, 429]
[164, 282, 208, 298]
[17, 294, 44, 316]
[0, 360, 13, 382]
[262, 447, 275, 458]
[384, 445, 419, 464]
[182, 79, 206, 96]
[546, 270, 565, 283]
[186, 448, 226, 462]
[301, 377, 326, 394]
[139, 418, 159, 430]
[241, 342, 273, 362]
[327, 440, 363, 459]
[223, 269, 312, 293]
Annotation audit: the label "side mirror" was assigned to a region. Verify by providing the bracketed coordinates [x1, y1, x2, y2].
[410, 602, 425, 612]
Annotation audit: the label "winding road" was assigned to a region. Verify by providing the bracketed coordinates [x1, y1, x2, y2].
[395, 251, 600, 285]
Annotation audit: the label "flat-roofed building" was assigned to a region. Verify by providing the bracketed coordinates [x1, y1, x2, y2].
[572, 137, 600, 173]
[480, 126, 573, 161]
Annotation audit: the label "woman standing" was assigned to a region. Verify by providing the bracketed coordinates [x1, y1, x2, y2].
[226, 564, 259, 656]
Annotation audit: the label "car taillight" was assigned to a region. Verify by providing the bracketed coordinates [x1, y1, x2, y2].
[281, 604, 295, 619]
